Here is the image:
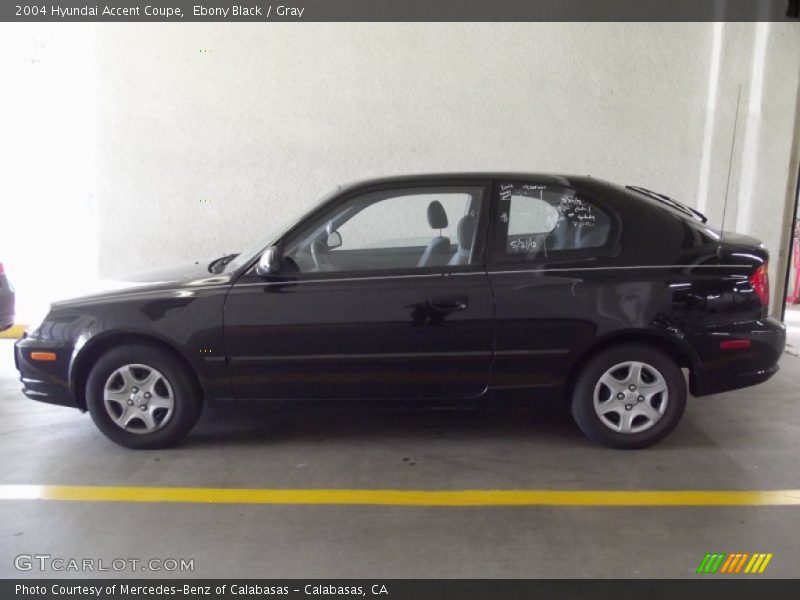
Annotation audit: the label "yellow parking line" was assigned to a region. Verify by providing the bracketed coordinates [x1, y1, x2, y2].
[0, 324, 26, 339]
[1, 485, 800, 506]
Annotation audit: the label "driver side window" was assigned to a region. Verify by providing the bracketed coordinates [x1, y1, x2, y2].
[283, 186, 485, 273]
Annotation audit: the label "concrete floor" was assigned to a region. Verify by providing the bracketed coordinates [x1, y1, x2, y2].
[1, 310, 799, 579]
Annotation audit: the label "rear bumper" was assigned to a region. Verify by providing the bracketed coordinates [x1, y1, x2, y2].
[689, 317, 786, 397]
[14, 336, 78, 408]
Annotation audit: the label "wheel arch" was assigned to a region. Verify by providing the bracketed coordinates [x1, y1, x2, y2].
[567, 329, 698, 397]
[71, 331, 205, 411]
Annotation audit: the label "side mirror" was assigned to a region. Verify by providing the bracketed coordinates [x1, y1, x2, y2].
[326, 231, 342, 249]
[256, 246, 282, 277]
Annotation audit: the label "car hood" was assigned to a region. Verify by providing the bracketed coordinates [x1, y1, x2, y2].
[52, 258, 236, 307]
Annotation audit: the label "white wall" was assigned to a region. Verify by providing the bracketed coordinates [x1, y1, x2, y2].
[93, 23, 716, 274]
[5, 22, 800, 318]
[0, 23, 97, 322]
[696, 22, 800, 314]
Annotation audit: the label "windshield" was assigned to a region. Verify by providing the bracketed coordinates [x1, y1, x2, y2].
[221, 187, 341, 273]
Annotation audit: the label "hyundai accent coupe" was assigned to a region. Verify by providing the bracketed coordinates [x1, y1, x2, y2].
[15, 174, 786, 449]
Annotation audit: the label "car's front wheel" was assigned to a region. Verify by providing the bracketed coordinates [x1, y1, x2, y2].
[571, 344, 686, 449]
[86, 344, 202, 449]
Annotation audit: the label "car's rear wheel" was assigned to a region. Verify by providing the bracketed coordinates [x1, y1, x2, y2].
[571, 344, 686, 449]
[86, 344, 202, 449]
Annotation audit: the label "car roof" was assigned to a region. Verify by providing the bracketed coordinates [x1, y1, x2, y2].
[338, 172, 600, 192]
[337, 173, 708, 226]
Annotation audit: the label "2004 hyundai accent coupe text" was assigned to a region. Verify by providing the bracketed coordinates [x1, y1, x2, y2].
[15, 174, 786, 449]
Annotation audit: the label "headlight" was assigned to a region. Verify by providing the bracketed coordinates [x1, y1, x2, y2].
[25, 304, 51, 337]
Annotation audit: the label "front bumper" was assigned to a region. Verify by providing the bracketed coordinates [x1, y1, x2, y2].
[689, 317, 786, 397]
[14, 336, 78, 408]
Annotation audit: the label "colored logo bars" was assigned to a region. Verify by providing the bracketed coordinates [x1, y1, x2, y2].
[696, 553, 773, 574]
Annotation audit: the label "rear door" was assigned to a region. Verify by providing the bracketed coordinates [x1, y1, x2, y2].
[224, 180, 495, 401]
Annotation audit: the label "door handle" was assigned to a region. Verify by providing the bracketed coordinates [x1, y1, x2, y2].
[428, 296, 468, 312]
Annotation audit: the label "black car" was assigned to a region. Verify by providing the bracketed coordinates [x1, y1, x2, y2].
[15, 174, 785, 449]
[0, 262, 14, 332]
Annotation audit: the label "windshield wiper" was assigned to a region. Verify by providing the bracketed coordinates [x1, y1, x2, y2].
[626, 186, 707, 223]
[208, 253, 239, 274]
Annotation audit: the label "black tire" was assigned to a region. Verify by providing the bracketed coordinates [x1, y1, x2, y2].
[570, 344, 686, 449]
[86, 343, 203, 449]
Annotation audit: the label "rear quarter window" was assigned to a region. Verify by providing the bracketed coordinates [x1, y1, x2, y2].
[495, 182, 613, 263]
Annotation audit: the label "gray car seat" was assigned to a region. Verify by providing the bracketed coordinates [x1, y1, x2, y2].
[417, 201, 451, 267]
[448, 215, 477, 266]
[547, 219, 610, 251]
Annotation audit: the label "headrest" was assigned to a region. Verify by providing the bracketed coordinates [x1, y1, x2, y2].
[427, 201, 448, 230]
[457, 215, 477, 249]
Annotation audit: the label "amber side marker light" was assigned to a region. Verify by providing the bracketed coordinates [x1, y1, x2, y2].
[720, 340, 751, 351]
[30, 352, 57, 361]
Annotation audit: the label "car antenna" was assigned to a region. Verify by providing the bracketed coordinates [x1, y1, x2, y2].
[719, 84, 742, 253]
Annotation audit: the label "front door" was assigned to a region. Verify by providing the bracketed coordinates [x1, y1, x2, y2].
[224, 181, 495, 400]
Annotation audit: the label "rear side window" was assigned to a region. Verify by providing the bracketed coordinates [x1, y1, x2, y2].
[495, 182, 612, 262]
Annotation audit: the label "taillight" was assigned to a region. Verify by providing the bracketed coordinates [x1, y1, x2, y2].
[720, 339, 751, 350]
[750, 263, 769, 307]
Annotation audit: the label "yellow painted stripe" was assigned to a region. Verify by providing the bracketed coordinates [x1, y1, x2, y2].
[0, 324, 26, 339]
[1, 486, 800, 506]
[758, 553, 773, 573]
[750, 554, 766, 573]
[744, 554, 759, 573]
